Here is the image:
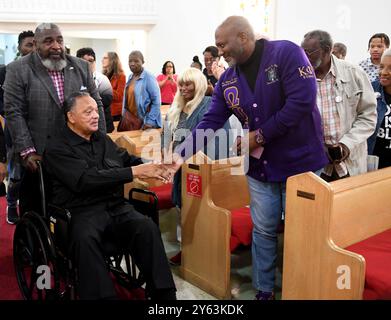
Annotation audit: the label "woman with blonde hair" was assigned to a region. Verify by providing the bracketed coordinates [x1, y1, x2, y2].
[102, 51, 126, 121]
[162, 67, 226, 264]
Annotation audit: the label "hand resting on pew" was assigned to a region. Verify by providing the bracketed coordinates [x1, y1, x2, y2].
[131, 162, 173, 183]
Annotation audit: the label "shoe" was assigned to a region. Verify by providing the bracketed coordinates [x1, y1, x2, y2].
[254, 290, 275, 300]
[6, 206, 19, 225]
[169, 251, 181, 266]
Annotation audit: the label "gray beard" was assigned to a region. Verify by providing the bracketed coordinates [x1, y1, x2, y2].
[227, 60, 236, 67]
[313, 58, 322, 70]
[41, 58, 67, 71]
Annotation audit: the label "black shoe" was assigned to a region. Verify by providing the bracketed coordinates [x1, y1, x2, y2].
[6, 206, 19, 225]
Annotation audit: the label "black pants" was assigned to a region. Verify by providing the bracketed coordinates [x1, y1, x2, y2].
[69, 203, 176, 300]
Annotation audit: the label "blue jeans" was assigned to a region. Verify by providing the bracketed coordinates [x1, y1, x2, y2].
[247, 170, 322, 292]
[247, 176, 285, 293]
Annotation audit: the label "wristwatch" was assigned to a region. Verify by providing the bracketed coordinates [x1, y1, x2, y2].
[255, 128, 265, 146]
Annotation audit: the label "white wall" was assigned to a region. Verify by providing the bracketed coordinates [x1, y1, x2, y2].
[0, 34, 18, 64]
[274, 0, 391, 64]
[146, 0, 227, 76]
[2, 0, 390, 73]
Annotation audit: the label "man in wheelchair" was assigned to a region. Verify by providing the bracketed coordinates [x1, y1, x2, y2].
[43, 91, 176, 300]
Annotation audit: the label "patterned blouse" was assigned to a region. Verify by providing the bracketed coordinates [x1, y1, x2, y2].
[359, 57, 379, 82]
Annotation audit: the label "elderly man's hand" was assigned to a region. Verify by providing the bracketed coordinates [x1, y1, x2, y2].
[0, 162, 7, 183]
[132, 162, 173, 183]
[23, 153, 42, 172]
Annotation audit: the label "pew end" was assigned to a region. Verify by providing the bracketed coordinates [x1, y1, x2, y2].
[282, 169, 391, 300]
[180, 152, 250, 299]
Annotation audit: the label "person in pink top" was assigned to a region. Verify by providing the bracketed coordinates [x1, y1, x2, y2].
[157, 61, 178, 105]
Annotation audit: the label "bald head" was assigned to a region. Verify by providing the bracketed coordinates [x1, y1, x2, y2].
[34, 23, 61, 41]
[216, 16, 255, 42]
[215, 16, 256, 66]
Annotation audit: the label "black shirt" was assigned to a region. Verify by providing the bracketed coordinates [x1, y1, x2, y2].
[44, 126, 143, 212]
[238, 39, 265, 93]
[373, 91, 391, 168]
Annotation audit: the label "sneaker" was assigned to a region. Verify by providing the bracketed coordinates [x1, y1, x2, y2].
[254, 290, 275, 300]
[169, 251, 181, 266]
[6, 206, 19, 225]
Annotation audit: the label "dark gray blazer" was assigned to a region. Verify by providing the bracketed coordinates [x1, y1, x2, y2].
[3, 52, 106, 156]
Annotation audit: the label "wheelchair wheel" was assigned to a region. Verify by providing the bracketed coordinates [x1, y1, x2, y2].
[13, 212, 61, 300]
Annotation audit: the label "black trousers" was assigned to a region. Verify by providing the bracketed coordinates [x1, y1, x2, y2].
[69, 203, 176, 300]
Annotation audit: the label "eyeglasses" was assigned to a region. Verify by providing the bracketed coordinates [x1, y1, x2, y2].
[303, 48, 322, 57]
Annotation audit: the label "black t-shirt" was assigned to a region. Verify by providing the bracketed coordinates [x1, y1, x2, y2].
[238, 39, 265, 93]
[373, 91, 391, 168]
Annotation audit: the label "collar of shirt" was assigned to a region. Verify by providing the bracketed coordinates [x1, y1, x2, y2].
[317, 59, 336, 82]
[238, 39, 264, 69]
[63, 125, 100, 146]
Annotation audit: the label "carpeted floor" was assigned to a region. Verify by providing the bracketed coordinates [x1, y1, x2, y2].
[0, 197, 22, 300]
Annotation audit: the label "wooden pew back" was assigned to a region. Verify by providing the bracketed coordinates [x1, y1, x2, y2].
[282, 168, 391, 300]
[180, 152, 250, 299]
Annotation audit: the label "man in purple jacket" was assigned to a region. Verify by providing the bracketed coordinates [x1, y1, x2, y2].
[172, 16, 328, 300]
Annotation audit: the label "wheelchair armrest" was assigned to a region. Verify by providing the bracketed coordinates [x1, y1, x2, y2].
[128, 188, 159, 225]
[47, 204, 72, 253]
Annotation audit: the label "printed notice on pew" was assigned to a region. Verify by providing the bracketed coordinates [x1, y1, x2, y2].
[186, 173, 202, 198]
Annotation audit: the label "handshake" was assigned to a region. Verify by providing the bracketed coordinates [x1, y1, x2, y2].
[131, 154, 183, 184]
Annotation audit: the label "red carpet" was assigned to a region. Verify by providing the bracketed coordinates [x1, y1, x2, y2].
[0, 197, 22, 300]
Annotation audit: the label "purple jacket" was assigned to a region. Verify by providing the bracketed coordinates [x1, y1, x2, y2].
[177, 40, 327, 182]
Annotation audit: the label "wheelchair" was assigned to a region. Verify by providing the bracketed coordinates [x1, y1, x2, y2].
[13, 161, 159, 300]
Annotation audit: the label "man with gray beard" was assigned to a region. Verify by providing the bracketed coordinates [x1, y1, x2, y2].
[4, 23, 106, 214]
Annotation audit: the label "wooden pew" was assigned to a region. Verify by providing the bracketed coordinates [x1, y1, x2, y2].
[282, 168, 391, 300]
[180, 152, 250, 299]
[113, 121, 119, 132]
[114, 134, 163, 198]
[110, 105, 169, 135]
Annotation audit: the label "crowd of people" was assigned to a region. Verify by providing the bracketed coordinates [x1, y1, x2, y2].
[0, 16, 390, 300]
